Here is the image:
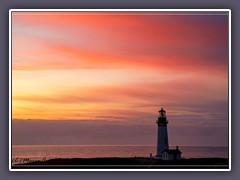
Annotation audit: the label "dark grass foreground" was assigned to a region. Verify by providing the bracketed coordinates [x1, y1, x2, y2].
[12, 157, 229, 169]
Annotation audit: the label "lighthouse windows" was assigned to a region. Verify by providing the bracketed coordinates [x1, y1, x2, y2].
[161, 111, 166, 117]
[159, 111, 166, 118]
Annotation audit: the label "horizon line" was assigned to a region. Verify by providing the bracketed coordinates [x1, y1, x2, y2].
[12, 144, 229, 147]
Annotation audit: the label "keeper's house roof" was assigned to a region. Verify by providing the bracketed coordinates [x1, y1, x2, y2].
[162, 149, 182, 154]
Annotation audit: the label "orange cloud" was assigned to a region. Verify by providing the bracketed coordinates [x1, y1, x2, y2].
[11, 11, 229, 122]
[12, 12, 228, 74]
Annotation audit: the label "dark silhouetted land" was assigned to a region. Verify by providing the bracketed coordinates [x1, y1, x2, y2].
[13, 157, 229, 169]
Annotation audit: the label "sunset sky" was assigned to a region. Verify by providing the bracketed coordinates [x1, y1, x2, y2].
[12, 11, 229, 146]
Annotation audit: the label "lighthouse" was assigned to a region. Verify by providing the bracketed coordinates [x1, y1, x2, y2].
[155, 108, 182, 160]
[156, 108, 169, 158]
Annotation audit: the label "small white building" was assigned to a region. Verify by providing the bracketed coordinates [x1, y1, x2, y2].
[162, 146, 182, 161]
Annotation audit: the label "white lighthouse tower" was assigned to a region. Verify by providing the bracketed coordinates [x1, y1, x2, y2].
[156, 108, 169, 158]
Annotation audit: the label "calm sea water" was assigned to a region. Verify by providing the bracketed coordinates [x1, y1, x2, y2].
[12, 145, 228, 164]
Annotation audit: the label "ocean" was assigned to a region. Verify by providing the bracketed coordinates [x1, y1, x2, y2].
[12, 145, 228, 164]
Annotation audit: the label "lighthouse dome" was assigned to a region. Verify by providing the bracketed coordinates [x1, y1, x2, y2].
[158, 108, 166, 118]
